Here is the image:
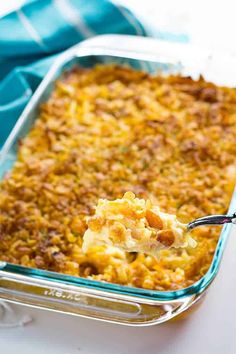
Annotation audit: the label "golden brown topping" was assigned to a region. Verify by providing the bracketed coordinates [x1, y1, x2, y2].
[70, 216, 86, 235]
[109, 222, 126, 243]
[146, 209, 164, 229]
[156, 230, 175, 247]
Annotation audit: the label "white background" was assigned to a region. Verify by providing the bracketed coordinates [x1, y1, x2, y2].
[1, 1, 236, 353]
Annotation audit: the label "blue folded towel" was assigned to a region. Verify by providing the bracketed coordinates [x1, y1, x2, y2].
[0, 0, 147, 147]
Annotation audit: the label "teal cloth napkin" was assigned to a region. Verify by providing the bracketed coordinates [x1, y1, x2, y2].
[0, 0, 147, 147]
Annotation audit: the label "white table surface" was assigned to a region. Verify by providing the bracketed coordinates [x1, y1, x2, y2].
[1, 1, 236, 353]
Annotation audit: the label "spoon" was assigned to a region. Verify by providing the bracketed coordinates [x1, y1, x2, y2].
[187, 212, 236, 230]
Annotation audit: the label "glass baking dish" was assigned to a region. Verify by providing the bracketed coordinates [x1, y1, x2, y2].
[0, 34, 235, 326]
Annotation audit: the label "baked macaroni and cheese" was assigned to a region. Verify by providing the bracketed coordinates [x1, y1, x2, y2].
[83, 191, 196, 256]
[0, 64, 235, 291]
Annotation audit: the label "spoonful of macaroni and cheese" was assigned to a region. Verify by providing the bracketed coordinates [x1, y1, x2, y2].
[82, 192, 236, 257]
[82, 192, 195, 256]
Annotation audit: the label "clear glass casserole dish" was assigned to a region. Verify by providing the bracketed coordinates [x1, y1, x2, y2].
[0, 34, 235, 326]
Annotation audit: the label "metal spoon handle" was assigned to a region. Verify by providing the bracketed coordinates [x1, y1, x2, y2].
[187, 213, 236, 230]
